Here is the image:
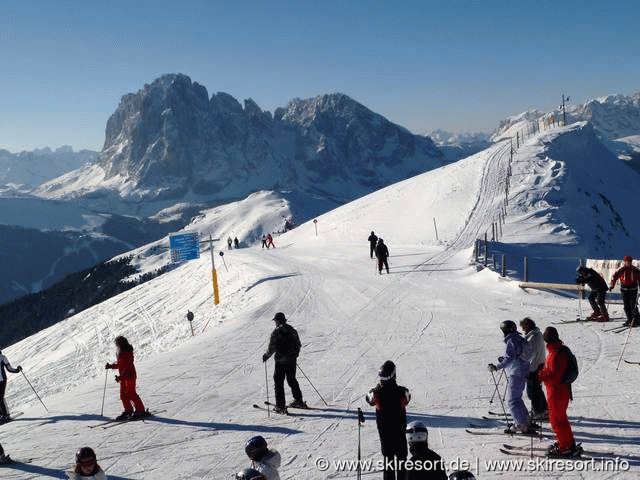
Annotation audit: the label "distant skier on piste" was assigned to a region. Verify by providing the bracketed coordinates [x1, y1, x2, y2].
[519, 317, 548, 421]
[0, 349, 22, 423]
[244, 435, 281, 480]
[105, 336, 147, 421]
[368, 231, 378, 258]
[366, 360, 411, 480]
[375, 238, 390, 274]
[266, 233, 275, 249]
[66, 447, 107, 479]
[609, 255, 640, 327]
[537, 326, 582, 458]
[575, 265, 609, 321]
[488, 321, 534, 434]
[405, 421, 447, 480]
[262, 312, 306, 414]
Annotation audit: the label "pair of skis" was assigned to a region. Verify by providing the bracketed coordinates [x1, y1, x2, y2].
[89, 409, 164, 429]
[500, 443, 615, 459]
[252, 401, 319, 415]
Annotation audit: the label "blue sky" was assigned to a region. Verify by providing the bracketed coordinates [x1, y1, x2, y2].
[1, 0, 639, 152]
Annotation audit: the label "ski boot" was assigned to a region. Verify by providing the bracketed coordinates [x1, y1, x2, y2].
[115, 411, 133, 421]
[597, 312, 610, 322]
[547, 442, 583, 458]
[272, 406, 288, 415]
[288, 399, 308, 409]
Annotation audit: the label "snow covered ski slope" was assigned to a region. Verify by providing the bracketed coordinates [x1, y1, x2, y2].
[2, 124, 640, 479]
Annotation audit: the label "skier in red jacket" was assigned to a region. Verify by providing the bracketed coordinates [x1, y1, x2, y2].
[105, 336, 146, 420]
[537, 327, 581, 457]
[609, 255, 640, 327]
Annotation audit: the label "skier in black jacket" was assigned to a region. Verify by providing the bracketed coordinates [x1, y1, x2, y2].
[0, 350, 22, 423]
[262, 312, 306, 414]
[366, 360, 411, 480]
[368, 231, 378, 258]
[405, 422, 447, 480]
[376, 238, 390, 274]
[576, 266, 609, 321]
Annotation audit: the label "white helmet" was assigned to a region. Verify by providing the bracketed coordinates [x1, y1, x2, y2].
[406, 421, 428, 444]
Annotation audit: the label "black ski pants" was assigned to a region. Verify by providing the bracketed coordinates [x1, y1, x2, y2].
[273, 361, 303, 409]
[378, 429, 408, 480]
[378, 257, 389, 274]
[0, 380, 7, 417]
[588, 289, 607, 315]
[526, 370, 548, 415]
[370, 243, 376, 258]
[621, 288, 640, 323]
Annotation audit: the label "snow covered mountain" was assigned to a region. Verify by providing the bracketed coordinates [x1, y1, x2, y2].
[36, 74, 445, 209]
[495, 92, 640, 171]
[2, 120, 640, 479]
[0, 146, 98, 190]
[429, 129, 493, 163]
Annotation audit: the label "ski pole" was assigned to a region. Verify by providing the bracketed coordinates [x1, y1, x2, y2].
[100, 369, 108, 416]
[489, 368, 505, 404]
[297, 364, 328, 406]
[357, 407, 365, 480]
[490, 370, 511, 433]
[578, 291, 583, 320]
[21, 370, 49, 413]
[616, 324, 634, 371]
[264, 362, 270, 417]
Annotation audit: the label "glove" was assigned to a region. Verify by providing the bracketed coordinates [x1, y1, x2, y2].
[262, 354, 269, 362]
[488, 363, 497, 372]
[115, 375, 121, 383]
[105, 363, 111, 370]
[498, 356, 504, 363]
[609, 286, 614, 291]
[17, 366, 22, 372]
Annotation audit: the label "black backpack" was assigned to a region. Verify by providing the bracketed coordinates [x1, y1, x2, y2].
[560, 346, 579, 384]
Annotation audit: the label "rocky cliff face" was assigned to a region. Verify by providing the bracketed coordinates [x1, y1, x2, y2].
[94, 74, 444, 202]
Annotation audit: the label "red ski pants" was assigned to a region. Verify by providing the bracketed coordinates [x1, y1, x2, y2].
[119, 378, 145, 413]
[547, 387, 574, 449]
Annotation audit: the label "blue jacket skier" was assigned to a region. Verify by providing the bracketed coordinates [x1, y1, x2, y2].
[488, 321, 532, 433]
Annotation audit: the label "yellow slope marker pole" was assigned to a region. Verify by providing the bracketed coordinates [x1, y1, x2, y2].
[209, 235, 220, 305]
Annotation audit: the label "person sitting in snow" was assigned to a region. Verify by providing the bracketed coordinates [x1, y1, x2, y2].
[244, 436, 281, 480]
[488, 321, 534, 434]
[575, 265, 609, 321]
[105, 336, 147, 420]
[66, 447, 107, 479]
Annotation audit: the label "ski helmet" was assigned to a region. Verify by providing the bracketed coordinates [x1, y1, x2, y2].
[272, 312, 286, 323]
[245, 436, 268, 461]
[499, 320, 517, 336]
[448, 471, 476, 480]
[406, 421, 428, 444]
[576, 265, 586, 273]
[379, 360, 396, 380]
[236, 468, 267, 480]
[76, 447, 96, 464]
[624, 255, 633, 263]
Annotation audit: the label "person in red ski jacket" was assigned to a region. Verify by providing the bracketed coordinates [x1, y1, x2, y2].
[609, 255, 640, 327]
[105, 336, 146, 420]
[265, 233, 275, 249]
[537, 327, 580, 457]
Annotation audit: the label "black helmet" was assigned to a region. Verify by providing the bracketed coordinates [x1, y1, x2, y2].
[272, 312, 286, 323]
[379, 360, 396, 380]
[245, 435, 268, 461]
[500, 320, 517, 336]
[76, 446, 96, 464]
[236, 468, 267, 480]
[449, 471, 476, 480]
[378, 238, 384, 243]
[406, 421, 428, 444]
[576, 265, 585, 273]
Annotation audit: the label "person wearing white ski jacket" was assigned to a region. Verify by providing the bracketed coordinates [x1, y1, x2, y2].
[0, 351, 22, 421]
[520, 318, 548, 419]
